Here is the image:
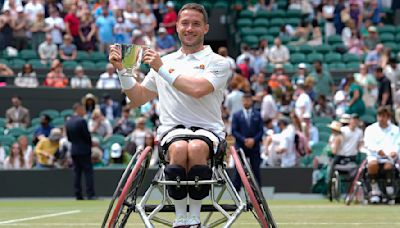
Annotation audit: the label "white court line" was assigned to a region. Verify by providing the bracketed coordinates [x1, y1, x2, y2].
[0, 210, 81, 225]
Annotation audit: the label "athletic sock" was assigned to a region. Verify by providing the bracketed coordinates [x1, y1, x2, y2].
[173, 197, 188, 219]
[188, 198, 202, 223]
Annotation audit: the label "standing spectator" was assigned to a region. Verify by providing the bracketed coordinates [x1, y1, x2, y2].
[33, 114, 52, 144]
[155, 27, 176, 56]
[224, 79, 244, 122]
[260, 86, 278, 121]
[308, 18, 322, 46]
[113, 106, 135, 136]
[236, 44, 255, 67]
[365, 0, 381, 25]
[365, 43, 384, 74]
[5, 95, 30, 129]
[14, 63, 39, 88]
[11, 7, 28, 50]
[231, 93, 264, 190]
[38, 33, 58, 65]
[354, 64, 377, 108]
[23, 0, 44, 23]
[376, 67, 393, 108]
[123, 3, 139, 30]
[95, 5, 115, 53]
[30, 13, 49, 51]
[0, 8, 14, 50]
[217, 46, 236, 78]
[314, 94, 335, 118]
[139, 5, 157, 35]
[34, 127, 62, 168]
[294, 83, 313, 121]
[333, 0, 346, 35]
[301, 113, 319, 148]
[66, 103, 96, 200]
[63, 4, 80, 45]
[364, 26, 380, 51]
[322, 0, 336, 40]
[70, 65, 92, 88]
[253, 48, 267, 75]
[113, 16, 131, 44]
[162, 1, 177, 35]
[251, 72, 267, 110]
[349, 0, 362, 28]
[45, 7, 65, 46]
[345, 75, 365, 116]
[309, 60, 335, 98]
[88, 109, 113, 138]
[4, 142, 26, 169]
[45, 59, 69, 88]
[78, 10, 96, 51]
[292, 63, 307, 86]
[384, 58, 400, 92]
[59, 34, 77, 61]
[96, 63, 120, 89]
[126, 117, 148, 149]
[100, 93, 121, 121]
[268, 37, 290, 64]
[18, 135, 34, 168]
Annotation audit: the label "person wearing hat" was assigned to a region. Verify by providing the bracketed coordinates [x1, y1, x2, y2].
[81, 93, 99, 119]
[109, 143, 131, 165]
[66, 102, 96, 200]
[364, 26, 380, 51]
[291, 63, 307, 86]
[268, 63, 289, 90]
[156, 26, 177, 56]
[162, 1, 177, 35]
[339, 114, 362, 159]
[96, 63, 120, 89]
[301, 113, 319, 148]
[71, 65, 92, 88]
[34, 128, 62, 168]
[327, 120, 344, 155]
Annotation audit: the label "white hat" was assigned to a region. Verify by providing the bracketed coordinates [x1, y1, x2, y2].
[49, 128, 62, 141]
[166, 1, 174, 8]
[158, 27, 167, 34]
[110, 143, 122, 158]
[302, 113, 311, 119]
[298, 63, 306, 69]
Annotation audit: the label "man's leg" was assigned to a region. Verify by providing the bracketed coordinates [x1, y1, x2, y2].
[383, 162, 395, 203]
[81, 154, 95, 199]
[367, 159, 380, 203]
[71, 155, 83, 200]
[187, 140, 211, 226]
[166, 141, 189, 227]
[248, 150, 261, 185]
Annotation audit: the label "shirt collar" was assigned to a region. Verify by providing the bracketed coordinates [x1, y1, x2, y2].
[175, 45, 212, 60]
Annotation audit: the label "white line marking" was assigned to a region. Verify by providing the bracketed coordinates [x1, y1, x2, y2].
[0, 210, 81, 225]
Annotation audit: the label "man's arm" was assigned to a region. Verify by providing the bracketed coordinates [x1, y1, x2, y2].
[253, 114, 264, 143]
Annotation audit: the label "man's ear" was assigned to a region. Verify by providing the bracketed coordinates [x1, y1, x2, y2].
[204, 24, 209, 35]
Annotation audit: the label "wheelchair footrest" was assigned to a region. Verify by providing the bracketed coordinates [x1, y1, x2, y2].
[144, 204, 238, 212]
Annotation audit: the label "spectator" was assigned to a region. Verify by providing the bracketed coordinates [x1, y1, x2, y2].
[30, 12, 49, 52]
[0, 63, 14, 76]
[139, 4, 157, 35]
[113, 106, 135, 136]
[365, 0, 381, 25]
[291, 63, 307, 86]
[309, 60, 335, 98]
[322, 0, 336, 40]
[291, 20, 311, 45]
[70, 65, 92, 88]
[333, 0, 346, 35]
[78, 10, 96, 51]
[88, 109, 112, 138]
[384, 58, 400, 91]
[162, 1, 177, 35]
[236, 44, 255, 67]
[268, 37, 290, 64]
[5, 95, 30, 129]
[109, 142, 130, 165]
[342, 20, 356, 47]
[364, 26, 380, 51]
[34, 127, 62, 168]
[237, 56, 253, 80]
[14, 63, 38, 88]
[100, 93, 121, 121]
[63, 4, 80, 45]
[257, 38, 269, 60]
[375, 67, 393, 108]
[301, 113, 319, 148]
[251, 72, 267, 110]
[123, 3, 140, 30]
[224, 79, 244, 122]
[347, 30, 364, 56]
[260, 86, 278, 121]
[44, 59, 68, 88]
[18, 135, 34, 168]
[294, 83, 313, 121]
[217, 46, 236, 78]
[131, 29, 150, 46]
[354, 64, 377, 107]
[81, 93, 99, 119]
[23, 0, 44, 23]
[96, 63, 120, 89]
[314, 94, 335, 118]
[349, 0, 362, 28]
[0, 144, 6, 168]
[38, 33, 58, 65]
[33, 114, 52, 144]
[95, 5, 115, 53]
[91, 137, 104, 167]
[155, 27, 176, 56]
[253, 48, 267, 75]
[45, 7, 65, 46]
[344, 75, 365, 116]
[113, 16, 132, 44]
[4, 142, 27, 169]
[11, 7, 28, 50]
[308, 18, 322, 46]
[59, 34, 77, 61]
[268, 64, 290, 92]
[0, 8, 14, 50]
[126, 117, 148, 149]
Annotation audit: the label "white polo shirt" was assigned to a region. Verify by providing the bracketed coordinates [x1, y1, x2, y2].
[363, 122, 400, 157]
[142, 46, 230, 138]
[338, 126, 363, 157]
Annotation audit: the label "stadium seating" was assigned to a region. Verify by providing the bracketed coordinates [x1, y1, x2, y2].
[39, 109, 60, 120]
[0, 135, 15, 147]
[5, 127, 27, 138]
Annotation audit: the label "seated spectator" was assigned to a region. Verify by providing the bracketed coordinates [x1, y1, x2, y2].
[96, 63, 120, 89]
[70, 65, 92, 88]
[155, 27, 176, 56]
[44, 59, 69, 88]
[365, 43, 384, 74]
[365, 0, 381, 26]
[268, 64, 290, 91]
[364, 26, 380, 51]
[251, 72, 267, 109]
[314, 94, 335, 118]
[126, 117, 149, 149]
[14, 63, 39, 88]
[347, 30, 364, 56]
[59, 34, 77, 61]
[291, 20, 311, 45]
[91, 137, 104, 167]
[34, 127, 62, 168]
[279, 24, 295, 37]
[81, 93, 99, 119]
[113, 106, 135, 136]
[0, 144, 6, 168]
[100, 93, 121, 121]
[18, 135, 34, 168]
[253, 48, 267, 75]
[109, 143, 130, 165]
[237, 56, 253, 80]
[88, 109, 112, 138]
[354, 64, 377, 108]
[33, 114, 53, 144]
[308, 18, 322, 46]
[268, 37, 290, 64]
[0, 63, 14, 76]
[5, 95, 30, 129]
[236, 44, 255, 67]
[38, 33, 58, 65]
[342, 20, 356, 47]
[4, 142, 27, 169]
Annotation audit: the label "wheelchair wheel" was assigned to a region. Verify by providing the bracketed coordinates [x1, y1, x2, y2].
[105, 146, 152, 228]
[330, 170, 341, 202]
[345, 160, 367, 206]
[231, 146, 275, 228]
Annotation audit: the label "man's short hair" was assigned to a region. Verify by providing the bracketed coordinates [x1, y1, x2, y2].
[376, 67, 383, 73]
[242, 93, 252, 99]
[377, 106, 391, 116]
[178, 3, 208, 24]
[73, 102, 83, 111]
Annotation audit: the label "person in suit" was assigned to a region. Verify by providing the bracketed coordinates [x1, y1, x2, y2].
[65, 102, 96, 200]
[5, 96, 30, 129]
[231, 93, 264, 191]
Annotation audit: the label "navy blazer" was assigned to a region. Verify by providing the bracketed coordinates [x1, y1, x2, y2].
[231, 109, 264, 153]
[100, 102, 121, 120]
[66, 115, 92, 156]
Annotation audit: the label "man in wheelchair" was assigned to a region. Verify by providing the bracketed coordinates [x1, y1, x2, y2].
[363, 106, 400, 204]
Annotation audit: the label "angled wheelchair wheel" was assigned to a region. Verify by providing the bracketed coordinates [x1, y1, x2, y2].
[231, 146, 276, 228]
[104, 146, 152, 228]
[330, 170, 341, 202]
[345, 159, 367, 206]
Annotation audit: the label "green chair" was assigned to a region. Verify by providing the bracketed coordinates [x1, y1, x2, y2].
[60, 109, 74, 118]
[311, 142, 328, 155]
[214, 0, 228, 8]
[286, 9, 302, 18]
[324, 52, 342, 64]
[27, 59, 47, 69]
[0, 58, 8, 65]
[62, 60, 78, 69]
[255, 10, 270, 19]
[252, 27, 268, 36]
[76, 51, 90, 61]
[104, 134, 126, 148]
[267, 27, 280, 37]
[19, 49, 38, 60]
[342, 53, 360, 63]
[383, 42, 399, 52]
[360, 114, 376, 125]
[31, 117, 41, 126]
[280, 35, 291, 44]
[0, 118, 5, 128]
[90, 51, 108, 61]
[259, 35, 274, 45]
[318, 132, 331, 143]
[96, 61, 109, 70]
[264, 63, 274, 73]
[332, 44, 348, 53]
[6, 127, 27, 138]
[26, 125, 38, 134]
[395, 33, 400, 42]
[253, 18, 269, 27]
[365, 107, 377, 116]
[286, 18, 300, 27]
[80, 60, 96, 70]
[243, 35, 259, 47]
[40, 109, 60, 120]
[313, 116, 333, 124]
[286, 44, 298, 53]
[380, 33, 395, 43]
[290, 53, 305, 65]
[269, 18, 284, 27]
[300, 154, 315, 167]
[239, 26, 253, 37]
[329, 62, 346, 70]
[317, 125, 331, 134]
[11, 59, 26, 68]
[377, 25, 395, 34]
[327, 35, 343, 45]
[283, 63, 294, 73]
[298, 45, 314, 54]
[236, 18, 253, 28]
[306, 53, 323, 64]
[51, 117, 65, 127]
[0, 127, 4, 135]
[269, 9, 285, 18]
[314, 44, 332, 54]
[347, 62, 360, 70]
[0, 135, 16, 146]
[239, 9, 254, 19]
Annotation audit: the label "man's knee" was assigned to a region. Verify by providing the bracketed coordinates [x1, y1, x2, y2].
[164, 164, 187, 200]
[168, 141, 188, 164]
[368, 160, 379, 174]
[187, 140, 209, 163]
[187, 165, 212, 200]
[383, 162, 393, 171]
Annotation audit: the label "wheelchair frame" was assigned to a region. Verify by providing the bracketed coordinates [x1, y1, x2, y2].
[102, 146, 277, 228]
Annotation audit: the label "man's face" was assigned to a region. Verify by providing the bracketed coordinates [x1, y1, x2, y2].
[314, 62, 321, 71]
[274, 38, 281, 47]
[349, 118, 358, 127]
[70, 5, 77, 15]
[177, 9, 209, 48]
[11, 98, 20, 107]
[242, 97, 253, 109]
[76, 105, 86, 117]
[377, 113, 389, 128]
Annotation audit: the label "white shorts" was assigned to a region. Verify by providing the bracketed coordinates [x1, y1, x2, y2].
[367, 155, 394, 164]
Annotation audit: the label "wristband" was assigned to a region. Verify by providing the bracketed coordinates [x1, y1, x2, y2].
[158, 65, 177, 85]
[117, 68, 137, 90]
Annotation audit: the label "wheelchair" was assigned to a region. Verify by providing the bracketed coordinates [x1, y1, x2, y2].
[328, 157, 359, 202]
[101, 141, 277, 228]
[345, 158, 400, 205]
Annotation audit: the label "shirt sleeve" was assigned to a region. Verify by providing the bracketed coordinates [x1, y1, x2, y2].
[200, 58, 230, 91]
[141, 69, 158, 93]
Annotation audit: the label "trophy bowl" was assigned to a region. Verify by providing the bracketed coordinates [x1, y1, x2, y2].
[116, 44, 147, 76]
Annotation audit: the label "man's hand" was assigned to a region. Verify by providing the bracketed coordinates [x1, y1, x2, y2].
[390, 151, 398, 159]
[244, 138, 255, 149]
[109, 45, 123, 71]
[143, 48, 163, 72]
[378, 150, 386, 157]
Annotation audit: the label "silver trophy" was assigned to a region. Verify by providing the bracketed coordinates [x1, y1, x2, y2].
[116, 44, 147, 76]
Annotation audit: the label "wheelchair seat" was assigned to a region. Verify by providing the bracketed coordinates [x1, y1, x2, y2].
[334, 162, 358, 173]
